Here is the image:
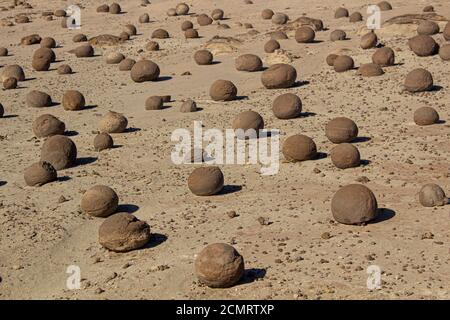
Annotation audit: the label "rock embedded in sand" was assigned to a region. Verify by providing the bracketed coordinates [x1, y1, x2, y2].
[235, 54, 262, 72]
[349, 12, 363, 22]
[357, 63, 384, 77]
[188, 166, 224, 196]
[3, 77, 17, 89]
[334, 7, 349, 19]
[185, 28, 199, 39]
[40, 37, 56, 48]
[97, 4, 109, 13]
[232, 110, 264, 139]
[444, 22, 450, 41]
[360, 31, 378, 49]
[139, 13, 150, 23]
[423, 5, 434, 12]
[32, 114, 65, 137]
[1, 64, 25, 82]
[326, 54, 338, 66]
[377, 1, 392, 11]
[195, 243, 244, 288]
[109, 3, 121, 14]
[212, 9, 224, 20]
[63, 90, 85, 111]
[146, 41, 159, 51]
[118, 58, 135, 71]
[26, 90, 52, 108]
[176, 2, 190, 15]
[0, 103, 3, 117]
[330, 30, 346, 41]
[270, 31, 288, 40]
[326, 117, 358, 143]
[331, 184, 378, 225]
[181, 21, 193, 31]
[261, 9, 274, 20]
[40, 135, 77, 170]
[152, 29, 170, 39]
[24, 161, 57, 187]
[54, 9, 66, 17]
[0, 47, 8, 56]
[99, 213, 151, 252]
[331, 143, 361, 169]
[439, 44, 450, 60]
[73, 34, 87, 42]
[333, 55, 354, 72]
[130, 60, 160, 82]
[124, 24, 137, 36]
[197, 14, 213, 26]
[372, 47, 395, 66]
[94, 133, 114, 151]
[106, 52, 125, 64]
[295, 26, 315, 43]
[74, 44, 94, 58]
[264, 39, 280, 53]
[33, 47, 56, 63]
[419, 184, 447, 207]
[21, 34, 41, 45]
[404, 68, 433, 93]
[99, 111, 128, 133]
[272, 93, 302, 119]
[408, 35, 438, 57]
[57, 64, 72, 74]
[145, 96, 164, 110]
[282, 134, 317, 162]
[180, 99, 197, 113]
[417, 20, 439, 35]
[209, 80, 238, 101]
[272, 13, 288, 25]
[167, 8, 177, 16]
[414, 107, 439, 126]
[81, 185, 119, 217]
[261, 63, 297, 89]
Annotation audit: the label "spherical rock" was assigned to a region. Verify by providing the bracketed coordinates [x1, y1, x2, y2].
[146, 41, 159, 51]
[21, 34, 41, 45]
[209, 80, 237, 101]
[417, 20, 439, 35]
[361, 31, 378, 49]
[185, 28, 199, 39]
[99, 111, 128, 133]
[331, 143, 361, 169]
[349, 12, 363, 22]
[124, 24, 137, 36]
[330, 29, 346, 41]
[81, 185, 119, 217]
[408, 35, 438, 56]
[326, 54, 338, 66]
[333, 55, 354, 72]
[357, 63, 384, 77]
[372, 47, 395, 66]
[212, 9, 224, 20]
[99, 213, 151, 252]
[272, 93, 302, 119]
[106, 52, 125, 64]
[63, 90, 85, 111]
[272, 13, 288, 25]
[439, 44, 450, 60]
[139, 13, 150, 23]
[32, 57, 51, 71]
[40, 135, 77, 170]
[118, 58, 135, 71]
[331, 184, 378, 225]
[235, 54, 262, 72]
[1, 64, 25, 82]
[94, 133, 114, 151]
[295, 26, 315, 43]
[151, 29, 169, 39]
[335, 7, 349, 18]
[404, 68, 433, 93]
[74, 44, 94, 57]
[97, 4, 109, 13]
[326, 117, 358, 143]
[423, 5, 434, 12]
[232, 110, 264, 139]
[176, 3, 190, 15]
[130, 60, 160, 82]
[181, 20, 194, 31]
[3, 77, 17, 89]
[261, 63, 297, 89]
[261, 9, 274, 20]
[0, 47, 8, 56]
[377, 1, 392, 11]
[419, 184, 447, 207]
[33, 47, 56, 63]
[264, 39, 280, 53]
[32, 114, 65, 137]
[26, 90, 52, 108]
[414, 107, 439, 126]
[109, 3, 121, 14]
[188, 166, 224, 196]
[24, 161, 57, 187]
[40, 37, 56, 48]
[180, 99, 197, 113]
[73, 34, 87, 42]
[57, 64, 72, 74]
[197, 14, 213, 26]
[282, 134, 317, 162]
[195, 243, 244, 288]
[145, 96, 164, 110]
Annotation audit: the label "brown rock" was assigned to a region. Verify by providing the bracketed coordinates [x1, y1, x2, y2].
[26, 90, 52, 108]
[40, 135, 77, 170]
[282, 134, 317, 162]
[419, 184, 447, 207]
[24, 161, 57, 186]
[325, 117, 358, 143]
[81, 185, 119, 217]
[272, 93, 302, 119]
[372, 47, 395, 66]
[330, 143, 361, 169]
[32, 114, 65, 137]
[261, 63, 297, 89]
[98, 111, 128, 133]
[209, 80, 237, 101]
[404, 68, 433, 92]
[414, 107, 439, 126]
[232, 110, 264, 139]
[62, 90, 85, 111]
[94, 133, 114, 151]
[235, 54, 262, 72]
[408, 35, 438, 56]
[188, 166, 224, 196]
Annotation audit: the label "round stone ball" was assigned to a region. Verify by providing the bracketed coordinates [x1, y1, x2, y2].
[32, 57, 51, 72]
[335, 7, 349, 18]
[423, 5, 434, 12]
[40, 37, 56, 48]
[181, 20, 194, 31]
[94, 133, 114, 151]
[419, 184, 447, 207]
[145, 96, 164, 110]
[414, 107, 439, 126]
[264, 39, 280, 53]
[272, 93, 302, 119]
[235, 54, 263, 72]
[99, 213, 151, 252]
[139, 13, 150, 23]
[331, 184, 378, 225]
[377, 1, 392, 11]
[98, 111, 128, 133]
[372, 47, 395, 66]
[417, 20, 439, 35]
[124, 24, 137, 36]
[444, 22, 450, 41]
[180, 99, 197, 113]
[185, 28, 199, 39]
[81, 185, 119, 217]
[212, 9, 224, 20]
[272, 13, 288, 25]
[408, 35, 438, 56]
[146, 41, 160, 51]
[3, 77, 17, 89]
[261, 9, 274, 20]
[73, 34, 87, 42]
[62, 90, 85, 111]
[197, 14, 213, 26]
[131, 60, 160, 82]
[26, 90, 52, 108]
[118, 58, 136, 71]
[330, 29, 346, 41]
[74, 44, 94, 57]
[188, 166, 224, 196]
[261, 63, 297, 89]
[195, 243, 244, 288]
[194, 50, 213, 65]
[109, 3, 121, 14]
[209, 80, 238, 101]
[232, 110, 264, 139]
[333, 55, 354, 72]
[40, 135, 77, 170]
[24, 161, 57, 187]
[295, 26, 315, 43]
[1, 64, 25, 82]
[349, 12, 363, 22]
[21, 34, 41, 45]
[282, 134, 317, 162]
[357, 63, 384, 77]
[0, 47, 8, 56]
[439, 44, 450, 60]
[330, 143, 361, 169]
[57, 64, 72, 74]
[404, 68, 433, 93]
[151, 28, 169, 39]
[326, 117, 358, 143]
[361, 31, 378, 49]
[119, 31, 130, 41]
[176, 2, 190, 15]
[106, 52, 125, 64]
[33, 47, 56, 63]
[33, 114, 65, 137]
[326, 54, 338, 66]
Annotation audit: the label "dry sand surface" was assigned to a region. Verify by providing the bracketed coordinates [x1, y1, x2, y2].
[0, 0, 450, 299]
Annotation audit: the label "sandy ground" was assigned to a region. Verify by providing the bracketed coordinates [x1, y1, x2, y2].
[0, 0, 449, 300]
